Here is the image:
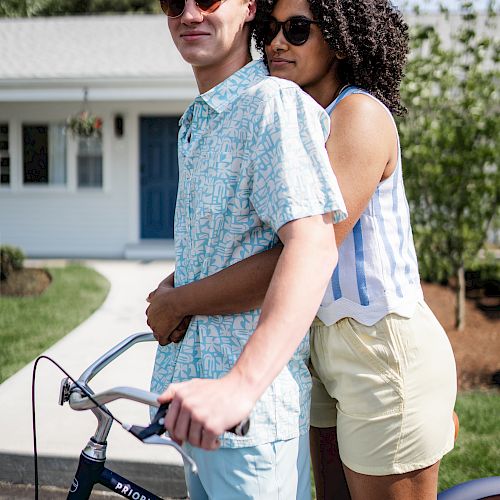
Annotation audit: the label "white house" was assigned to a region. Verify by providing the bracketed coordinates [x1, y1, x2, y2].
[1, 13, 495, 259]
[0, 15, 197, 259]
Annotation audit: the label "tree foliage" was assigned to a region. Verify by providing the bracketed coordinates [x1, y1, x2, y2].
[399, 1, 499, 328]
[0, 0, 160, 16]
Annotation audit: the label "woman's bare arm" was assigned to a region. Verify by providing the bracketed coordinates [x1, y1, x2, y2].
[146, 246, 282, 345]
[178, 245, 281, 315]
[325, 93, 398, 242]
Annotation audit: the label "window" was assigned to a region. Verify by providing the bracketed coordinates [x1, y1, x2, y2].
[0, 124, 9, 185]
[23, 124, 67, 185]
[77, 137, 103, 188]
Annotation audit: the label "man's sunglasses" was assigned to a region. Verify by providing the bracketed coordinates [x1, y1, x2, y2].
[263, 16, 320, 46]
[159, 0, 226, 18]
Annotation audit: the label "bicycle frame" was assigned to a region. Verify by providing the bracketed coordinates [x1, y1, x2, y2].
[60, 332, 194, 500]
[68, 451, 162, 500]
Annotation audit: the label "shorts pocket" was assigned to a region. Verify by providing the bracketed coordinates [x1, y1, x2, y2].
[336, 318, 404, 417]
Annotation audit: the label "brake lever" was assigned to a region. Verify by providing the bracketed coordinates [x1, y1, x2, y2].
[126, 401, 250, 440]
[124, 402, 169, 440]
[122, 401, 250, 475]
[122, 403, 198, 473]
[140, 434, 198, 474]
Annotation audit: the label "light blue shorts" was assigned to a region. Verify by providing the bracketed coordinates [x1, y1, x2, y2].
[183, 433, 311, 500]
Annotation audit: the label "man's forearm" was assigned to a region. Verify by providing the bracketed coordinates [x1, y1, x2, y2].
[229, 217, 337, 401]
[173, 246, 282, 317]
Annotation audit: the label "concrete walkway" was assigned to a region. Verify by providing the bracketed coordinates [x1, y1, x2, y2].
[0, 260, 189, 498]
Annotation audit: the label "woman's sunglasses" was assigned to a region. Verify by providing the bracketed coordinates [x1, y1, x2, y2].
[159, 0, 226, 18]
[263, 16, 320, 46]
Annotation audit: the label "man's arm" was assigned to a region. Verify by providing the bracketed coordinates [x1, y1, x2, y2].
[146, 246, 282, 345]
[159, 213, 337, 449]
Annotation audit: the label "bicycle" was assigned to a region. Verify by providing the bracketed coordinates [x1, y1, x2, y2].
[32, 332, 249, 500]
[32, 331, 499, 500]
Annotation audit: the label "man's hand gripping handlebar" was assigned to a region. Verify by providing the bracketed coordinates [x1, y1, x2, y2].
[126, 402, 250, 442]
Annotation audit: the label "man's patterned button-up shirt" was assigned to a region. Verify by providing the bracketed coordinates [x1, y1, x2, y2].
[151, 59, 347, 447]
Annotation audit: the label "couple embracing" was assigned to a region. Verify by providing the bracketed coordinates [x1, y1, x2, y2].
[146, 1, 457, 498]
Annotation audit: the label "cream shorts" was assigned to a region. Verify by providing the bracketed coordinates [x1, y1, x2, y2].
[310, 301, 457, 476]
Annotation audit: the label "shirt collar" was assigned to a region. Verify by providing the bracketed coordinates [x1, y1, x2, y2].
[179, 59, 268, 128]
[200, 58, 267, 113]
[210, 59, 269, 105]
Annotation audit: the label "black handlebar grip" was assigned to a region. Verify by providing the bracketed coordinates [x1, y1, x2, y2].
[151, 404, 250, 437]
[228, 418, 250, 437]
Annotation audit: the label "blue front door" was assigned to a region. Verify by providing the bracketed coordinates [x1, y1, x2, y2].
[140, 117, 180, 239]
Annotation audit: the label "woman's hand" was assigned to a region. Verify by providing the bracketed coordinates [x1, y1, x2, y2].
[147, 273, 175, 302]
[146, 274, 191, 345]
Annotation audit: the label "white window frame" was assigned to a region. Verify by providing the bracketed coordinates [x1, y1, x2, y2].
[21, 122, 68, 188]
[76, 136, 104, 189]
[1, 118, 108, 194]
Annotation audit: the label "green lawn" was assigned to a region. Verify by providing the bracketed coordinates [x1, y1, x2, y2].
[311, 390, 499, 498]
[0, 264, 110, 383]
[439, 391, 500, 491]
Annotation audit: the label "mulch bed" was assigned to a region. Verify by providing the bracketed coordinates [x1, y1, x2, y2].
[422, 282, 499, 391]
[0, 268, 52, 297]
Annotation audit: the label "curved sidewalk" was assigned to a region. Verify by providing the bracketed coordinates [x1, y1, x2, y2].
[0, 259, 188, 498]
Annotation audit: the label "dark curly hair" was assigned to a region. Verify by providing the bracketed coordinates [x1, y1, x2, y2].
[252, 0, 409, 115]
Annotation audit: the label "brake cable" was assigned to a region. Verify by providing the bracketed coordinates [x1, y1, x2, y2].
[31, 355, 124, 500]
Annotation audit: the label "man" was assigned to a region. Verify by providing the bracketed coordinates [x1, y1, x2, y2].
[147, 0, 346, 497]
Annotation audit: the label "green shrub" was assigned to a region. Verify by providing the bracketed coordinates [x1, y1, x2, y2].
[0, 245, 25, 281]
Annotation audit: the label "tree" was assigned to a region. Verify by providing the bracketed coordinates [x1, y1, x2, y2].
[399, 1, 499, 330]
[0, 0, 159, 16]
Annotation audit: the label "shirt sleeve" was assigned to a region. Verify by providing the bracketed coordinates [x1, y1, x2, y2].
[249, 85, 347, 234]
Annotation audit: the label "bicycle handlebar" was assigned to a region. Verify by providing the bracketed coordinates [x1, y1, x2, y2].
[75, 332, 155, 386]
[65, 332, 250, 437]
[69, 386, 160, 410]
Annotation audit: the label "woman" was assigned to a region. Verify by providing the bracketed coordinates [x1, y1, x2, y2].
[147, 0, 457, 498]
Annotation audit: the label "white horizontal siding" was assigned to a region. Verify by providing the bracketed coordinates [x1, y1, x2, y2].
[0, 100, 184, 258]
[0, 194, 129, 258]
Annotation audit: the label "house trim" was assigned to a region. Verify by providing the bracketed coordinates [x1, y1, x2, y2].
[0, 78, 197, 102]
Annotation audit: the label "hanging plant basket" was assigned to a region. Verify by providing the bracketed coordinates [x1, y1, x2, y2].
[66, 111, 103, 139]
